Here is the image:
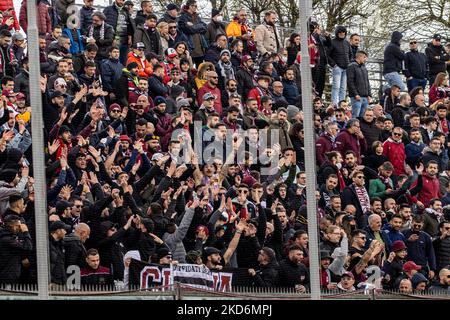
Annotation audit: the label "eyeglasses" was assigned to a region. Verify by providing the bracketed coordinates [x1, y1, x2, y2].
[357, 236, 366, 240]
[393, 132, 402, 136]
[111, 109, 120, 113]
[169, 26, 177, 29]
[238, 190, 248, 194]
[211, 76, 218, 79]
[410, 41, 417, 44]
[74, 205, 82, 208]
[444, 227, 450, 231]
[356, 176, 365, 179]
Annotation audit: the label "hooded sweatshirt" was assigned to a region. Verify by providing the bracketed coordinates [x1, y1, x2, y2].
[327, 26, 352, 69]
[383, 31, 405, 74]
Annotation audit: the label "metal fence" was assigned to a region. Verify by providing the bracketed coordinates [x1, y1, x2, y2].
[1, 283, 448, 300]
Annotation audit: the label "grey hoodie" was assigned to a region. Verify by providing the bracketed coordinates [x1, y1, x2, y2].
[163, 207, 195, 263]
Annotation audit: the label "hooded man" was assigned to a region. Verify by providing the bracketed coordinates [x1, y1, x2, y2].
[248, 247, 279, 287]
[327, 26, 352, 105]
[216, 49, 235, 91]
[383, 31, 406, 91]
[425, 34, 450, 86]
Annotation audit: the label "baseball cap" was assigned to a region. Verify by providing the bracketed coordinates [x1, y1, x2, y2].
[12, 33, 25, 41]
[242, 55, 253, 63]
[403, 261, 422, 273]
[51, 90, 67, 99]
[166, 3, 179, 10]
[133, 42, 146, 49]
[49, 221, 71, 233]
[15, 92, 26, 101]
[55, 200, 73, 215]
[202, 92, 216, 101]
[433, 34, 441, 40]
[157, 247, 172, 260]
[342, 271, 355, 279]
[202, 247, 220, 259]
[166, 47, 177, 58]
[119, 135, 132, 143]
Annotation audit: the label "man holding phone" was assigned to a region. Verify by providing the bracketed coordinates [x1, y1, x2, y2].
[403, 214, 436, 280]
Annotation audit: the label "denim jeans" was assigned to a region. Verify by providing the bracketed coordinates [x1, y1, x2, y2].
[119, 43, 129, 65]
[384, 72, 406, 91]
[331, 66, 347, 105]
[407, 78, 427, 92]
[350, 96, 369, 118]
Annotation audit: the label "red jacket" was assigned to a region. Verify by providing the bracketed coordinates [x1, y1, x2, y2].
[247, 86, 270, 110]
[197, 83, 222, 115]
[382, 138, 406, 175]
[19, 0, 52, 35]
[409, 173, 441, 207]
[0, 2, 20, 31]
[316, 132, 336, 164]
[126, 52, 153, 79]
[335, 129, 367, 164]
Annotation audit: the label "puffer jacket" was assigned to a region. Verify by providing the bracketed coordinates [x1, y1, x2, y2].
[346, 61, 371, 97]
[282, 78, 300, 105]
[99, 58, 124, 92]
[382, 137, 406, 175]
[327, 26, 352, 69]
[64, 233, 87, 269]
[55, 0, 75, 27]
[163, 208, 195, 263]
[19, 0, 52, 35]
[0, 1, 20, 31]
[250, 260, 279, 287]
[383, 31, 405, 74]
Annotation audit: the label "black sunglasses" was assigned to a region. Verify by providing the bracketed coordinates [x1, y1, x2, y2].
[238, 190, 248, 194]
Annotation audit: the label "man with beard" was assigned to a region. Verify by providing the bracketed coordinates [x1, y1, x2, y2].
[78, 61, 98, 89]
[135, 0, 155, 27]
[221, 79, 239, 112]
[349, 34, 361, 61]
[248, 247, 279, 287]
[205, 34, 228, 63]
[254, 11, 281, 58]
[422, 137, 446, 172]
[278, 245, 309, 291]
[268, 108, 292, 152]
[318, 176, 339, 210]
[73, 44, 98, 76]
[0, 214, 32, 284]
[391, 93, 412, 128]
[247, 75, 271, 110]
[83, 11, 115, 62]
[342, 171, 371, 228]
[222, 106, 242, 132]
[409, 160, 441, 212]
[167, 21, 188, 48]
[421, 198, 443, 238]
[382, 214, 406, 243]
[226, 9, 255, 55]
[116, 62, 140, 107]
[380, 84, 401, 115]
[197, 71, 222, 115]
[203, 247, 223, 270]
[99, 46, 123, 100]
[282, 68, 299, 105]
[236, 55, 256, 99]
[43, 90, 67, 133]
[242, 98, 264, 130]
[148, 97, 171, 138]
[135, 14, 163, 57]
[216, 49, 235, 91]
[47, 59, 77, 94]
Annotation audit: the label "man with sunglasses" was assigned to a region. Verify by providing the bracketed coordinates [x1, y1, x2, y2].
[342, 170, 371, 228]
[197, 71, 222, 115]
[382, 126, 406, 176]
[429, 267, 450, 293]
[405, 39, 428, 92]
[425, 34, 450, 86]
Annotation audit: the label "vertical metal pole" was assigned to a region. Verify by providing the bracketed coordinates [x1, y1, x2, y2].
[27, 0, 49, 300]
[298, 0, 321, 300]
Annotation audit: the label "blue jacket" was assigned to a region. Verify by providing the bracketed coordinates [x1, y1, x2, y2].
[282, 79, 300, 105]
[363, 226, 392, 254]
[405, 141, 425, 168]
[63, 28, 84, 55]
[99, 58, 124, 92]
[177, 10, 208, 53]
[382, 224, 406, 243]
[403, 229, 436, 271]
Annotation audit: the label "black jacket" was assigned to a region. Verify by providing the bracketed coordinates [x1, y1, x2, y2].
[391, 105, 411, 128]
[134, 10, 148, 27]
[82, 23, 115, 60]
[433, 235, 450, 271]
[64, 233, 87, 269]
[49, 236, 66, 285]
[313, 32, 331, 66]
[148, 74, 169, 98]
[425, 42, 449, 77]
[341, 184, 369, 228]
[277, 259, 309, 288]
[327, 26, 352, 69]
[236, 235, 261, 269]
[0, 228, 32, 283]
[97, 227, 128, 280]
[80, 5, 94, 33]
[103, 4, 134, 42]
[250, 261, 279, 287]
[347, 61, 371, 97]
[404, 49, 428, 79]
[383, 31, 405, 74]
[236, 66, 255, 99]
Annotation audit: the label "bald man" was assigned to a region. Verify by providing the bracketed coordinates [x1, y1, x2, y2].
[64, 223, 91, 268]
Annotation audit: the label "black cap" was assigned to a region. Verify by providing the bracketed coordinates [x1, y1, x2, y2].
[55, 200, 73, 215]
[49, 221, 71, 233]
[59, 125, 71, 134]
[211, 9, 221, 18]
[51, 90, 67, 99]
[433, 34, 441, 40]
[320, 250, 333, 260]
[157, 247, 172, 260]
[1, 169, 18, 183]
[166, 3, 179, 11]
[202, 246, 221, 259]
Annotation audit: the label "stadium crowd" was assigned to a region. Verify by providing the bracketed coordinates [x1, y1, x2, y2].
[0, 0, 449, 294]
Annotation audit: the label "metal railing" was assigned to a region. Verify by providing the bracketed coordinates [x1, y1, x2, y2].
[1, 283, 448, 300]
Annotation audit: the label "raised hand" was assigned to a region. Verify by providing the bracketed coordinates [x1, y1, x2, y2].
[60, 185, 73, 200]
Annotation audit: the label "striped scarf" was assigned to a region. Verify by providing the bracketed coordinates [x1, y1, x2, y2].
[354, 185, 370, 213]
[89, 22, 105, 40]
